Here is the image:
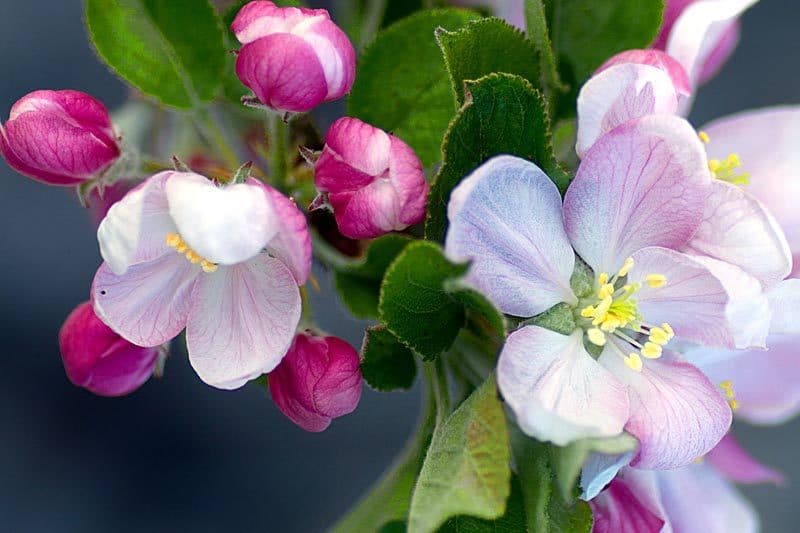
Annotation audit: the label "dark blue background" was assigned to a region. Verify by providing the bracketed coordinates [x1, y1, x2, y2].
[0, 2, 797, 531]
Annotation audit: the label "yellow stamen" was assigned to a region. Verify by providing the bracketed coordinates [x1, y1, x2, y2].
[709, 152, 750, 185]
[587, 328, 607, 346]
[625, 353, 643, 372]
[719, 380, 739, 410]
[598, 272, 609, 285]
[645, 274, 667, 288]
[698, 131, 710, 144]
[598, 283, 616, 299]
[580, 305, 596, 318]
[617, 257, 635, 278]
[165, 233, 218, 273]
[641, 342, 662, 359]
[661, 323, 674, 338]
[648, 327, 671, 346]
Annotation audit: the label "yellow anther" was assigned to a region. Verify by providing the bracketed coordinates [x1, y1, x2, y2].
[720, 379, 733, 392]
[165, 233, 181, 248]
[661, 323, 674, 338]
[200, 260, 218, 273]
[648, 327, 671, 346]
[710, 152, 750, 185]
[185, 250, 202, 264]
[698, 131, 710, 144]
[727, 153, 741, 167]
[598, 283, 616, 299]
[645, 274, 667, 288]
[617, 257, 634, 278]
[598, 272, 609, 285]
[624, 353, 643, 372]
[719, 380, 739, 410]
[580, 306, 596, 318]
[176, 242, 189, 253]
[641, 342, 662, 359]
[587, 328, 607, 346]
[729, 399, 740, 410]
[708, 159, 721, 173]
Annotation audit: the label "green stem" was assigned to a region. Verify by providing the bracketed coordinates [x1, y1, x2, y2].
[426, 357, 451, 427]
[267, 113, 289, 190]
[193, 108, 241, 170]
[358, 0, 387, 49]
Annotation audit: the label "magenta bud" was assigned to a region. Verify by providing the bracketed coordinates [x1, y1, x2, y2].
[86, 180, 135, 226]
[232, 1, 356, 113]
[59, 301, 159, 397]
[314, 117, 428, 239]
[0, 90, 120, 186]
[269, 333, 362, 432]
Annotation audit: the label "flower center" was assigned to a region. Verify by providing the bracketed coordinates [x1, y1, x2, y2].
[699, 131, 750, 185]
[577, 257, 673, 372]
[165, 233, 218, 273]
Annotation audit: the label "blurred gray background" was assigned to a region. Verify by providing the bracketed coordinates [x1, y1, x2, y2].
[0, 1, 797, 531]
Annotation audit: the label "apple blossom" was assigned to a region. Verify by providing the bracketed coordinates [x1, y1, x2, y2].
[0, 90, 120, 186]
[589, 434, 782, 533]
[653, 0, 758, 86]
[314, 117, 428, 240]
[269, 332, 362, 432]
[443, 114, 791, 469]
[232, 1, 356, 113]
[92, 170, 311, 390]
[59, 301, 159, 397]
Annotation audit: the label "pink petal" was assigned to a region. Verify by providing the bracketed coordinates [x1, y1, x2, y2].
[596, 49, 692, 97]
[601, 352, 732, 470]
[498, 326, 630, 446]
[690, 335, 800, 425]
[232, 1, 330, 44]
[261, 184, 311, 285]
[683, 180, 791, 289]
[97, 172, 175, 275]
[315, 117, 392, 193]
[444, 156, 576, 317]
[666, 0, 758, 86]
[706, 433, 785, 485]
[577, 64, 680, 158]
[656, 462, 759, 533]
[631, 247, 769, 350]
[186, 255, 301, 390]
[564, 115, 710, 275]
[696, 20, 740, 84]
[92, 253, 198, 347]
[590, 470, 666, 533]
[701, 106, 800, 258]
[235, 34, 328, 113]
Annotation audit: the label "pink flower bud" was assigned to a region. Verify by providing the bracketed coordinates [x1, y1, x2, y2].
[314, 117, 428, 239]
[0, 90, 120, 186]
[596, 49, 692, 98]
[87, 180, 135, 226]
[269, 333, 362, 432]
[232, 1, 356, 113]
[59, 301, 159, 397]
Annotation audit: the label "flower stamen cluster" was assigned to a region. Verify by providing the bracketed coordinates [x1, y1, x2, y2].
[577, 257, 674, 372]
[165, 232, 218, 273]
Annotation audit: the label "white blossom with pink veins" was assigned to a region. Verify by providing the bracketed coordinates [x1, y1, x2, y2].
[92, 171, 311, 390]
[444, 114, 790, 470]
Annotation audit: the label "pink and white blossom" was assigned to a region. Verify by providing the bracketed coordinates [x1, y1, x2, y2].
[0, 90, 120, 186]
[269, 332, 362, 432]
[93, 170, 311, 390]
[444, 114, 788, 468]
[653, 0, 759, 86]
[232, 1, 356, 113]
[59, 300, 159, 397]
[314, 117, 428, 239]
[589, 434, 780, 533]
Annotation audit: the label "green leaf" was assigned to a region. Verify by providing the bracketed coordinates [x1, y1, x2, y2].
[361, 326, 418, 392]
[528, 303, 576, 336]
[511, 427, 594, 533]
[524, 0, 566, 93]
[331, 394, 436, 533]
[425, 73, 569, 242]
[550, 433, 637, 502]
[437, 17, 541, 107]
[438, 476, 527, 532]
[380, 241, 468, 360]
[347, 9, 480, 167]
[85, 0, 227, 108]
[335, 235, 413, 319]
[409, 376, 511, 533]
[379, 242, 505, 361]
[546, 0, 663, 88]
